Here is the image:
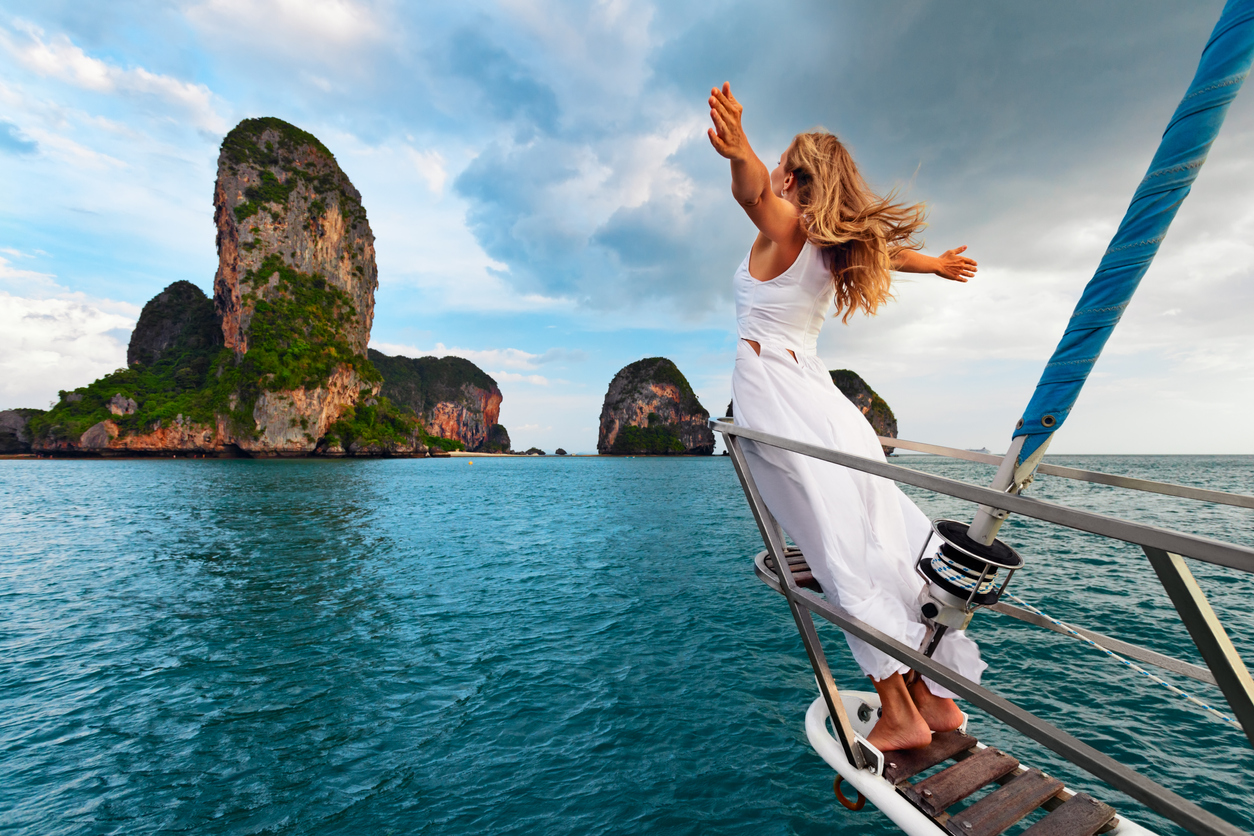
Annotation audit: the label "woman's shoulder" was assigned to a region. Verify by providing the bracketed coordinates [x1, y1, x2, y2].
[797, 239, 833, 281]
[746, 233, 809, 283]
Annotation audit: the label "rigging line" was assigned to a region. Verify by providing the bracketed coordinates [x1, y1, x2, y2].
[1003, 592, 1242, 730]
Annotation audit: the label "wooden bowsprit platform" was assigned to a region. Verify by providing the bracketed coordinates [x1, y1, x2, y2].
[885, 731, 1116, 836]
[765, 550, 1130, 836]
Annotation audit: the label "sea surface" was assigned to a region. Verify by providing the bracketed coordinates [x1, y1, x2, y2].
[1, 454, 1252, 835]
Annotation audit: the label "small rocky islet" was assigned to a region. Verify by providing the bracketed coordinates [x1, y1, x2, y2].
[597, 358, 714, 455]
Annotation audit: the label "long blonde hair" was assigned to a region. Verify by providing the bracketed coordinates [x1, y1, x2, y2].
[783, 131, 926, 322]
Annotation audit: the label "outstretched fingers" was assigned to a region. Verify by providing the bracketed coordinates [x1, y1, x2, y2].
[936, 246, 979, 282]
[707, 81, 749, 160]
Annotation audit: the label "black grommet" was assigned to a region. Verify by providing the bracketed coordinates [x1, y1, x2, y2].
[1015, 419, 1024, 430]
[1041, 414, 1056, 428]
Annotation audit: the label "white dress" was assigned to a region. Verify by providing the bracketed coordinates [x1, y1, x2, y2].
[730, 241, 985, 697]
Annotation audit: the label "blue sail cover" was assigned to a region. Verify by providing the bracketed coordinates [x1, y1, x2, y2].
[1013, 0, 1254, 464]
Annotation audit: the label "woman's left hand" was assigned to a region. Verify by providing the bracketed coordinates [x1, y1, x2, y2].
[935, 246, 977, 282]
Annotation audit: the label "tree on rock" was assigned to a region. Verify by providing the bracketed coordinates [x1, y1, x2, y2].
[597, 357, 714, 455]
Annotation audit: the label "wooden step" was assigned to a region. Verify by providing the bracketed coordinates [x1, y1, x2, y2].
[902, 747, 1020, 817]
[763, 553, 822, 591]
[1019, 792, 1116, 836]
[943, 768, 1064, 836]
[882, 730, 978, 784]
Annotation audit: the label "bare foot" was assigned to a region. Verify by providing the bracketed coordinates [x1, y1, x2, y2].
[865, 709, 932, 752]
[908, 677, 965, 733]
[866, 673, 934, 751]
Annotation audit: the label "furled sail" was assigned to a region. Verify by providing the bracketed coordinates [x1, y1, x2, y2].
[1012, 0, 1254, 467]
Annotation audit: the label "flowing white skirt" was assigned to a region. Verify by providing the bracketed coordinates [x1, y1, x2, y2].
[731, 339, 985, 697]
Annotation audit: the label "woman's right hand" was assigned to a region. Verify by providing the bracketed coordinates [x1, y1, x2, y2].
[708, 82, 750, 161]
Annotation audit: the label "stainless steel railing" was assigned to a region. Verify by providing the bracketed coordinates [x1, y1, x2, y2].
[876, 435, 1254, 510]
[712, 419, 1254, 836]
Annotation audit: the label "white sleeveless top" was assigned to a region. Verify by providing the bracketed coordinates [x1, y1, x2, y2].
[734, 241, 835, 357]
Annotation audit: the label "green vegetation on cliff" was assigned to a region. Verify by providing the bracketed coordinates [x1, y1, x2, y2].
[221, 117, 335, 168]
[365, 350, 498, 450]
[610, 412, 685, 455]
[29, 265, 391, 447]
[482, 423, 511, 453]
[829, 369, 896, 433]
[322, 395, 424, 451]
[29, 282, 230, 443]
[28, 356, 228, 443]
[599, 356, 712, 455]
[221, 117, 367, 228]
[367, 350, 498, 415]
[234, 170, 297, 222]
[127, 281, 221, 368]
[28, 117, 398, 454]
[239, 255, 377, 393]
[608, 357, 703, 414]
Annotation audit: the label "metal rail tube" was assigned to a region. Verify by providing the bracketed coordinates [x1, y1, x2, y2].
[1144, 548, 1254, 749]
[713, 422, 1254, 574]
[723, 433, 867, 769]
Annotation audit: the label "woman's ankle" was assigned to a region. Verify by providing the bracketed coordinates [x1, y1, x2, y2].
[866, 673, 933, 750]
[907, 677, 965, 733]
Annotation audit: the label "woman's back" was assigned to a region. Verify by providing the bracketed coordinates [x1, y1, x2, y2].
[734, 242, 835, 358]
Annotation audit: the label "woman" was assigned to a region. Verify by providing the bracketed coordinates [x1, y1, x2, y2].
[708, 82, 984, 752]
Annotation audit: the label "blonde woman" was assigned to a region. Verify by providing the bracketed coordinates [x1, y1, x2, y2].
[709, 82, 984, 752]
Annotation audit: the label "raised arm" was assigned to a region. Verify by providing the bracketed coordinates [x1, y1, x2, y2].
[707, 83, 803, 246]
[892, 246, 978, 283]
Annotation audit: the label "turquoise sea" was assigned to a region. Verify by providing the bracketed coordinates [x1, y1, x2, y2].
[2, 455, 1252, 835]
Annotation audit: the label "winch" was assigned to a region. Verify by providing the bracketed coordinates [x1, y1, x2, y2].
[917, 519, 1024, 656]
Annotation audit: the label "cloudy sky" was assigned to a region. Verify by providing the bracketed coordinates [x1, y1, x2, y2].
[2, 0, 1251, 454]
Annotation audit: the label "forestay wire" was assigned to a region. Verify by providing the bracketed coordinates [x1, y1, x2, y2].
[1004, 593, 1242, 730]
[1012, 0, 1254, 465]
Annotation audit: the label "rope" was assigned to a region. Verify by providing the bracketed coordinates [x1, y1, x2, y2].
[1003, 592, 1243, 730]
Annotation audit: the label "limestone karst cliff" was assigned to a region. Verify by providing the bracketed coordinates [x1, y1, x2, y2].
[0, 409, 42, 454]
[368, 349, 505, 452]
[829, 369, 898, 454]
[597, 358, 713, 455]
[127, 280, 221, 368]
[28, 118, 429, 457]
[215, 118, 376, 357]
[209, 117, 385, 454]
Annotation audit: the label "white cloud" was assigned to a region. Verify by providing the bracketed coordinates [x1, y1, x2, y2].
[186, 0, 383, 52]
[23, 125, 128, 170]
[492, 372, 553, 385]
[1, 22, 227, 134]
[369, 341, 583, 371]
[0, 254, 58, 291]
[0, 284, 139, 410]
[407, 147, 447, 195]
